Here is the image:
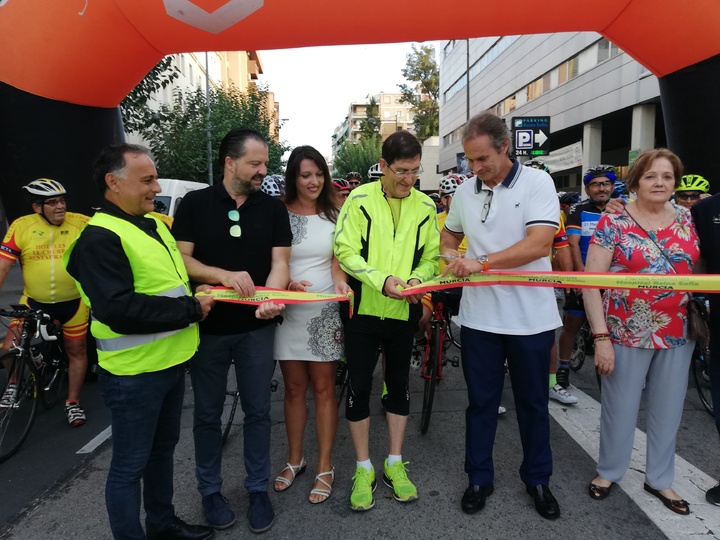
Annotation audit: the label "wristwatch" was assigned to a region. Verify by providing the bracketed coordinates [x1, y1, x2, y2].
[476, 255, 490, 273]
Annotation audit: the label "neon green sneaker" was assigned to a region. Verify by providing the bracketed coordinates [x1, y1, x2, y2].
[350, 466, 376, 511]
[383, 459, 418, 502]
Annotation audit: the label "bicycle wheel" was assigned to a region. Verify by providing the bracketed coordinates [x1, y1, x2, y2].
[39, 347, 67, 410]
[447, 316, 461, 350]
[0, 352, 39, 463]
[569, 330, 586, 371]
[221, 370, 240, 447]
[691, 344, 713, 415]
[420, 327, 440, 435]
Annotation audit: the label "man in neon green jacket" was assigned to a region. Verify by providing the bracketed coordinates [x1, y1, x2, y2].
[334, 131, 439, 511]
[65, 144, 215, 540]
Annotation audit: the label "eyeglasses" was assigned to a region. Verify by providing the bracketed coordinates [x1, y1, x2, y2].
[676, 192, 700, 200]
[387, 164, 424, 179]
[586, 180, 613, 189]
[228, 209, 241, 238]
[42, 197, 66, 207]
[348, 181, 360, 187]
[481, 190, 493, 223]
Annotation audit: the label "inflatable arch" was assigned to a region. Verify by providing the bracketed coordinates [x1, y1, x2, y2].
[1, 0, 719, 220]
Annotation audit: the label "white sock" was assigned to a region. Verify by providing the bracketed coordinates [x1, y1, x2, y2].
[357, 459, 372, 472]
[387, 454, 402, 466]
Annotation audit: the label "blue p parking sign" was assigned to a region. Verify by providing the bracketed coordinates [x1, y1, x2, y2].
[511, 116, 550, 157]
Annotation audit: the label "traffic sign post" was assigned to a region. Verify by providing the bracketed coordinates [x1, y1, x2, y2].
[512, 116, 550, 157]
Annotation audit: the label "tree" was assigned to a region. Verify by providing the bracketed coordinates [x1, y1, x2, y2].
[120, 56, 179, 133]
[333, 137, 382, 181]
[358, 96, 381, 142]
[140, 83, 287, 182]
[398, 44, 439, 142]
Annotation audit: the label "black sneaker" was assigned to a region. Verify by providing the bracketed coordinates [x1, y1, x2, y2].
[556, 367, 570, 389]
[247, 491, 274, 533]
[707, 483, 720, 505]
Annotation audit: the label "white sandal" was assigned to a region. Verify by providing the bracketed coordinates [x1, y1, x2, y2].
[308, 466, 335, 504]
[273, 457, 307, 492]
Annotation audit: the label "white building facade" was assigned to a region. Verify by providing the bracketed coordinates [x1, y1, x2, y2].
[439, 33, 663, 192]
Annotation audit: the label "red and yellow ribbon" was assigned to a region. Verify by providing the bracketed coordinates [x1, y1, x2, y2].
[401, 271, 720, 296]
[198, 287, 354, 316]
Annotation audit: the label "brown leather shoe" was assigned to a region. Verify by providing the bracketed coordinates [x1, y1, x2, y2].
[643, 483, 690, 515]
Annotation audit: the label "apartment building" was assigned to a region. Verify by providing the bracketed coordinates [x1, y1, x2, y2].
[331, 92, 417, 157]
[127, 50, 281, 143]
[439, 33, 663, 192]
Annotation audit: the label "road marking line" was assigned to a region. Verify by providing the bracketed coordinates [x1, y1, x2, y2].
[76, 426, 112, 454]
[550, 389, 720, 539]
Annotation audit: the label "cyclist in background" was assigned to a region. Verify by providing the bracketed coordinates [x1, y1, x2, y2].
[261, 174, 286, 199]
[0, 179, 90, 426]
[557, 165, 616, 390]
[367, 163, 383, 182]
[346, 171, 363, 191]
[558, 191, 580, 219]
[675, 174, 710, 209]
[332, 178, 351, 204]
[524, 161, 578, 405]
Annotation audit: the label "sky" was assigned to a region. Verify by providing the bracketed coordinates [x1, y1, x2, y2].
[258, 42, 431, 159]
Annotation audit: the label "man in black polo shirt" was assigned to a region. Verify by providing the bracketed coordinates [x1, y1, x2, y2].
[173, 128, 292, 534]
[691, 193, 720, 505]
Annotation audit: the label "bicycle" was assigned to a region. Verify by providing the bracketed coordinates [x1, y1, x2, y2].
[569, 321, 593, 372]
[419, 291, 461, 435]
[0, 306, 68, 463]
[690, 341, 713, 416]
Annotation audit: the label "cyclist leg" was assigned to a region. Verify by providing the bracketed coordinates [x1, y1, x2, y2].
[557, 291, 586, 388]
[60, 299, 90, 403]
[381, 318, 414, 454]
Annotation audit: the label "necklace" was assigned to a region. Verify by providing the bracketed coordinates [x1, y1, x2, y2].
[632, 204, 671, 234]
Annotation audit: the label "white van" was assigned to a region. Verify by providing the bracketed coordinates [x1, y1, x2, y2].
[155, 179, 207, 217]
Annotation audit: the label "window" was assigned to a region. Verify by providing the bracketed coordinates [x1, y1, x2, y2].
[527, 78, 543, 101]
[384, 95, 391, 104]
[597, 38, 620, 62]
[384, 111, 392, 118]
[557, 57, 578, 85]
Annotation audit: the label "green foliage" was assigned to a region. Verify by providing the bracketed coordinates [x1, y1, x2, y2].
[333, 137, 382, 182]
[120, 56, 179, 133]
[398, 44, 439, 142]
[358, 96, 381, 142]
[141, 83, 287, 182]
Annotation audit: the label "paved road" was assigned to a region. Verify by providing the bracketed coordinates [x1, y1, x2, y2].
[1, 270, 719, 539]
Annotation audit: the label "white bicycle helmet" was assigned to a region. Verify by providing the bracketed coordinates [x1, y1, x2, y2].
[23, 178, 67, 199]
[260, 175, 284, 197]
[367, 163, 383, 181]
[438, 174, 466, 196]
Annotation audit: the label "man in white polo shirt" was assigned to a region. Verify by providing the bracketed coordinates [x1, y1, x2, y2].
[441, 112, 562, 521]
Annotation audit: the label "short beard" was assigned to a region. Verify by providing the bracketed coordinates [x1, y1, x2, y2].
[232, 176, 261, 195]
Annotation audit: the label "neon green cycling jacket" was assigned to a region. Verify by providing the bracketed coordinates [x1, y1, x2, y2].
[334, 181, 439, 321]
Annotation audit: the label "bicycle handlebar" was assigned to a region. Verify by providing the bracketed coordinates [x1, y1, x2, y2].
[0, 308, 59, 342]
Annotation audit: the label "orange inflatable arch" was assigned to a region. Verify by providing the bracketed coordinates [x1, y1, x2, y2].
[0, 0, 719, 218]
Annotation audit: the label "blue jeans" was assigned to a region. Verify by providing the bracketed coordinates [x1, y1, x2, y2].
[99, 363, 186, 540]
[190, 325, 275, 495]
[461, 327, 554, 487]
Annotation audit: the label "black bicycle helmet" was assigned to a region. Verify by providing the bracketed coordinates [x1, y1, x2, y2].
[559, 192, 580, 205]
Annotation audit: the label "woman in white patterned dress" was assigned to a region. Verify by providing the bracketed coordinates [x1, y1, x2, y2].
[273, 146, 351, 503]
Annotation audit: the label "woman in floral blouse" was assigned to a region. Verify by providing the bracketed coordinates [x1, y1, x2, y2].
[583, 148, 699, 515]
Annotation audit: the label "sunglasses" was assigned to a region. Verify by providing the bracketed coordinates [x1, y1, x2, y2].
[481, 190, 493, 223]
[348, 181, 360, 186]
[228, 209, 241, 238]
[676, 192, 700, 200]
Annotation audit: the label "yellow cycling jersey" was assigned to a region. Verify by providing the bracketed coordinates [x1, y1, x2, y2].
[437, 210, 467, 272]
[0, 212, 90, 303]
